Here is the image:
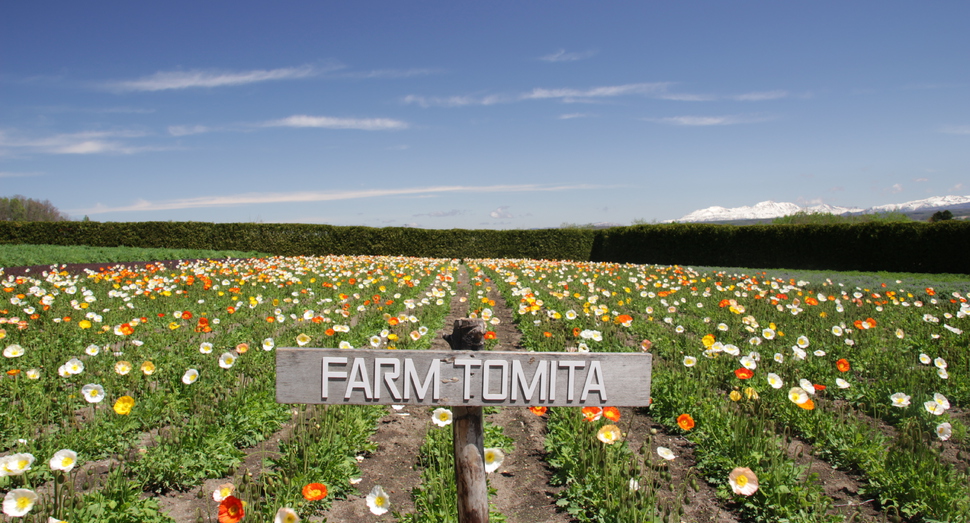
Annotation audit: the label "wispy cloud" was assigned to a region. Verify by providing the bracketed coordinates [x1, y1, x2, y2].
[559, 113, 593, 120]
[105, 65, 320, 92]
[401, 93, 512, 108]
[646, 114, 773, 126]
[404, 83, 789, 107]
[914, 177, 929, 182]
[264, 115, 408, 131]
[940, 125, 970, 135]
[403, 82, 673, 107]
[0, 171, 42, 178]
[0, 129, 161, 155]
[949, 183, 964, 193]
[414, 209, 464, 218]
[539, 49, 597, 63]
[74, 184, 605, 215]
[731, 90, 789, 101]
[335, 68, 440, 79]
[168, 125, 214, 137]
[889, 183, 903, 193]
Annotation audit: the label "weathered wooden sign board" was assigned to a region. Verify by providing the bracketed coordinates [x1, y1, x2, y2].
[276, 348, 652, 407]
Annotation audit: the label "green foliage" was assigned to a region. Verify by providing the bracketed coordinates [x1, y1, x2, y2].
[0, 194, 69, 222]
[772, 211, 912, 225]
[0, 243, 268, 267]
[930, 210, 954, 222]
[591, 221, 970, 274]
[3, 218, 970, 273]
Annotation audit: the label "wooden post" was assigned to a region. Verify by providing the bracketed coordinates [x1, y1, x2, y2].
[444, 318, 489, 523]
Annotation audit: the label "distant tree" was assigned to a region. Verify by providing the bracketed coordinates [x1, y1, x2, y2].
[0, 195, 70, 221]
[559, 222, 598, 229]
[929, 210, 953, 222]
[772, 211, 912, 225]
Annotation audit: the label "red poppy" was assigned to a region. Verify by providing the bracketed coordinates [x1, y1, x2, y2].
[483, 331, 496, 340]
[602, 406, 621, 422]
[528, 406, 548, 416]
[836, 359, 850, 373]
[677, 413, 695, 431]
[813, 384, 826, 391]
[302, 482, 328, 501]
[734, 368, 754, 380]
[325, 328, 335, 336]
[218, 496, 244, 523]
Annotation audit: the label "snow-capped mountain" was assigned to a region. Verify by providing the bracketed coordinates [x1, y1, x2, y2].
[673, 196, 970, 223]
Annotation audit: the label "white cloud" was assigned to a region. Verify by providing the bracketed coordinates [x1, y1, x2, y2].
[490, 206, 513, 219]
[559, 113, 592, 119]
[401, 93, 512, 108]
[0, 129, 158, 155]
[539, 49, 597, 62]
[264, 115, 408, 131]
[105, 65, 319, 92]
[336, 68, 440, 79]
[914, 177, 929, 182]
[404, 82, 788, 107]
[731, 90, 789, 101]
[940, 125, 970, 135]
[890, 183, 903, 193]
[168, 125, 212, 137]
[73, 183, 605, 215]
[0, 171, 42, 178]
[647, 114, 772, 126]
[949, 183, 964, 193]
[521, 83, 670, 101]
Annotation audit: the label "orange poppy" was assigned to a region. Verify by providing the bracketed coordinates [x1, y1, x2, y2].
[677, 413, 695, 431]
[484, 331, 496, 340]
[528, 406, 548, 416]
[572, 327, 581, 337]
[218, 496, 244, 523]
[6, 369, 21, 376]
[797, 399, 815, 410]
[581, 406, 602, 422]
[602, 406, 621, 422]
[615, 314, 633, 324]
[735, 368, 754, 380]
[836, 359, 850, 372]
[302, 482, 328, 501]
[543, 332, 553, 338]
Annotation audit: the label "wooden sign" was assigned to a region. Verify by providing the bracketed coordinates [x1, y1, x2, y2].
[276, 348, 652, 407]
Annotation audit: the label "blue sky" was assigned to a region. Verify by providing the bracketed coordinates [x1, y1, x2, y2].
[2, 1, 968, 228]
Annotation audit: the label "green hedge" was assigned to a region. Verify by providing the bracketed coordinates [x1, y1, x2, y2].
[0, 222, 595, 262]
[1, 220, 967, 273]
[589, 221, 970, 274]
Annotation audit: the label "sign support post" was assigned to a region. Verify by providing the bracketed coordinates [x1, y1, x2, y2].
[275, 322, 652, 523]
[443, 318, 489, 523]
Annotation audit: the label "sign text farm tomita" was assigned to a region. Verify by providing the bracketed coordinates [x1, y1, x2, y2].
[276, 348, 652, 407]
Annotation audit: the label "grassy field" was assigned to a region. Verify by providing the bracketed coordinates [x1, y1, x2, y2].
[0, 244, 270, 268]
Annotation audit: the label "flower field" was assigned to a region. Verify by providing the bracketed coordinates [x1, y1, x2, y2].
[1, 254, 968, 522]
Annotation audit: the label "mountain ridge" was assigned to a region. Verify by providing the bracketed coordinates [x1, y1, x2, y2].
[672, 195, 970, 223]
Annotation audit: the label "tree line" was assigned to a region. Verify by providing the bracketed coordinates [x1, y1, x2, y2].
[0, 195, 70, 222]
